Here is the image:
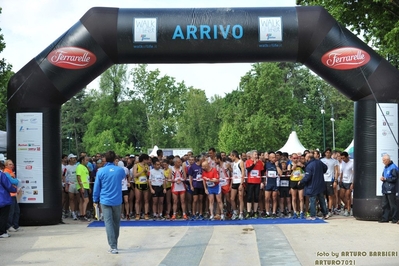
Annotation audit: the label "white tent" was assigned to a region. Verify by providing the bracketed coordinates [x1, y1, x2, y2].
[278, 131, 307, 155]
[0, 130, 6, 152]
[344, 139, 354, 159]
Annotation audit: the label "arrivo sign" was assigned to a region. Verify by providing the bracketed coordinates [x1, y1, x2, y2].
[321, 47, 370, 70]
[47, 47, 96, 69]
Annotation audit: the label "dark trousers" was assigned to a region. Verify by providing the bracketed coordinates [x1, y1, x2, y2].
[0, 205, 11, 234]
[7, 196, 20, 229]
[382, 193, 397, 222]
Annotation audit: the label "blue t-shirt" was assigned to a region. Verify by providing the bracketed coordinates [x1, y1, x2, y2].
[188, 163, 204, 189]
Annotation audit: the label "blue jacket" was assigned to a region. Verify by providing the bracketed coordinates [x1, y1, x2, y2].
[381, 161, 398, 194]
[301, 158, 327, 197]
[93, 162, 125, 206]
[0, 171, 17, 208]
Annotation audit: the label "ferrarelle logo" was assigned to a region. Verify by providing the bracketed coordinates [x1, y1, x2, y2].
[321, 47, 370, 70]
[47, 47, 97, 69]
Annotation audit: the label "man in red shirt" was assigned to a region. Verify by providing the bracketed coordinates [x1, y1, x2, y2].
[245, 151, 264, 219]
[202, 161, 224, 220]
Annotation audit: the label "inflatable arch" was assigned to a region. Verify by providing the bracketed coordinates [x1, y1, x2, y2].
[7, 6, 399, 225]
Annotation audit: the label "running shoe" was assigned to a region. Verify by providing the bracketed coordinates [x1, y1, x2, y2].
[307, 216, 316, 221]
[300, 212, 305, 219]
[209, 215, 215, 221]
[253, 212, 258, 219]
[144, 214, 149, 220]
[135, 214, 140, 221]
[231, 213, 238, 220]
[220, 214, 225, 221]
[108, 249, 118, 254]
[183, 214, 188, 220]
[198, 214, 204, 220]
[0, 233, 10, 238]
[238, 213, 244, 220]
[292, 212, 298, 219]
[171, 214, 176, 221]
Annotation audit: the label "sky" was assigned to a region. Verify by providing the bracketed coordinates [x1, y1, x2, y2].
[0, 0, 296, 98]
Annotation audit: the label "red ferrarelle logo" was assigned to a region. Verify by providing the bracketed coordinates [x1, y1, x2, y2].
[47, 47, 96, 69]
[321, 47, 370, 70]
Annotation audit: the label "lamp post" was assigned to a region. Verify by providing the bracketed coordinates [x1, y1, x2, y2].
[67, 132, 72, 154]
[321, 109, 326, 151]
[330, 117, 335, 150]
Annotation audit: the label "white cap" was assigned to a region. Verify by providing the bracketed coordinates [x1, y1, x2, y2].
[68, 154, 77, 160]
[117, 161, 124, 168]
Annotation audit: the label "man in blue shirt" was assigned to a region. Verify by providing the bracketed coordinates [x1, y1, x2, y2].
[93, 151, 125, 254]
[299, 151, 329, 220]
[379, 154, 398, 223]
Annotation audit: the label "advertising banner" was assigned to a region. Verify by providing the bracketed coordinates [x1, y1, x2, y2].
[16, 113, 43, 203]
[376, 103, 398, 196]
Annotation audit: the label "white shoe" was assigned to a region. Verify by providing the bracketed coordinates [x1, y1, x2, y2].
[0, 233, 10, 238]
[108, 249, 118, 254]
[238, 214, 244, 220]
[220, 214, 225, 221]
[7, 227, 17, 232]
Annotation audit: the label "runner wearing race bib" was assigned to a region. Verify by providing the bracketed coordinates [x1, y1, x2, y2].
[202, 160, 224, 221]
[133, 154, 150, 220]
[188, 155, 205, 220]
[264, 152, 282, 218]
[245, 151, 264, 219]
[170, 158, 188, 221]
[229, 150, 245, 220]
[149, 160, 166, 220]
[216, 154, 231, 219]
[288, 153, 306, 219]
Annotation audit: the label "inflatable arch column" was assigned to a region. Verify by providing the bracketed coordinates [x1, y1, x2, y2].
[8, 6, 399, 225]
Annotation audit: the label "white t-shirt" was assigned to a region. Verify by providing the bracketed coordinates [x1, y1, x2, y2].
[232, 160, 242, 184]
[218, 162, 230, 186]
[65, 164, 77, 184]
[149, 168, 165, 187]
[341, 160, 354, 183]
[321, 157, 338, 182]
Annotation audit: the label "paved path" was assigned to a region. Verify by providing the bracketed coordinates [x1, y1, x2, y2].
[1, 215, 399, 266]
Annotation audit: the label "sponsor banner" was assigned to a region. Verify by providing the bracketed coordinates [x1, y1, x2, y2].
[47, 47, 97, 69]
[258, 17, 282, 42]
[16, 113, 43, 203]
[321, 47, 370, 70]
[133, 18, 157, 43]
[376, 103, 398, 196]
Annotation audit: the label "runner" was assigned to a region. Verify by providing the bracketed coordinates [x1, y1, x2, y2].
[149, 159, 166, 220]
[188, 155, 205, 220]
[245, 151, 264, 219]
[264, 152, 282, 218]
[171, 158, 188, 220]
[229, 150, 245, 220]
[202, 161, 224, 220]
[133, 154, 150, 220]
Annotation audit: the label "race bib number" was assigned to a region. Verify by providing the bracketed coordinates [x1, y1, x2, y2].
[220, 178, 228, 186]
[268, 171, 277, 178]
[293, 170, 301, 177]
[280, 180, 289, 187]
[139, 176, 147, 183]
[196, 173, 203, 181]
[251, 170, 259, 177]
[206, 181, 215, 187]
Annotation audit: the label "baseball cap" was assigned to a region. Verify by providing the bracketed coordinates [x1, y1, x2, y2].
[68, 154, 77, 160]
[130, 154, 135, 158]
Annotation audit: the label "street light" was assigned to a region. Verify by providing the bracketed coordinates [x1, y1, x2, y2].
[67, 132, 73, 154]
[330, 117, 335, 150]
[321, 109, 326, 151]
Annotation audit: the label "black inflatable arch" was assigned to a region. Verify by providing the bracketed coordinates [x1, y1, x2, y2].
[8, 6, 399, 225]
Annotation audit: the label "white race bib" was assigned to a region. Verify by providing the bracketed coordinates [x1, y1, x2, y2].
[139, 176, 147, 183]
[268, 171, 277, 178]
[196, 173, 203, 181]
[206, 181, 215, 187]
[251, 170, 259, 177]
[280, 180, 289, 187]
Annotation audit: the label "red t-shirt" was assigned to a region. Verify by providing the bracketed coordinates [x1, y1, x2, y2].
[245, 159, 263, 184]
[202, 167, 219, 187]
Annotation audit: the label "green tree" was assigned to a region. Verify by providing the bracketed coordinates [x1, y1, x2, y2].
[296, 0, 399, 65]
[0, 8, 14, 131]
[131, 64, 188, 150]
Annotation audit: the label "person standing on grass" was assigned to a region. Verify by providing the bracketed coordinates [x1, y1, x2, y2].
[93, 151, 125, 254]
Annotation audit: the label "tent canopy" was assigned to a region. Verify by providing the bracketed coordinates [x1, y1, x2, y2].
[344, 139, 354, 159]
[278, 131, 306, 155]
[0, 130, 6, 152]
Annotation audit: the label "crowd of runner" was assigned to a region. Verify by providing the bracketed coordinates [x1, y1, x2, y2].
[61, 148, 354, 222]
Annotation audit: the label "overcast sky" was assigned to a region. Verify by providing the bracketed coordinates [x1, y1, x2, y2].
[1, 0, 296, 98]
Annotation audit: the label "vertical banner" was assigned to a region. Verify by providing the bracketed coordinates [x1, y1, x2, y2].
[376, 103, 398, 196]
[16, 113, 43, 203]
